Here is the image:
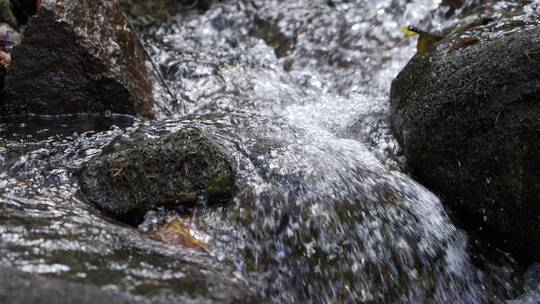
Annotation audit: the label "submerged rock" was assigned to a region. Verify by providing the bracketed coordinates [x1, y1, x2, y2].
[3, 0, 154, 118]
[79, 127, 235, 224]
[390, 18, 540, 262]
[119, 0, 179, 28]
[119, 0, 218, 28]
[252, 16, 297, 60]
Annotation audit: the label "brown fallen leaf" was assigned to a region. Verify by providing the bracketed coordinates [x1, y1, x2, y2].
[0, 50, 11, 69]
[152, 216, 209, 250]
[449, 36, 480, 52]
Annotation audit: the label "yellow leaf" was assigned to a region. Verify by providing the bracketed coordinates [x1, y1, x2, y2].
[402, 26, 418, 38]
[403, 26, 445, 54]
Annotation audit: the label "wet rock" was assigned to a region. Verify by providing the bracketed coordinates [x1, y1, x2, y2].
[0, 266, 141, 304]
[79, 127, 235, 224]
[0, 22, 20, 52]
[119, 0, 178, 28]
[3, 0, 154, 118]
[0, 262, 257, 303]
[441, 0, 464, 15]
[119, 0, 219, 28]
[442, 0, 464, 9]
[252, 16, 296, 59]
[120, 0, 181, 29]
[390, 19, 540, 262]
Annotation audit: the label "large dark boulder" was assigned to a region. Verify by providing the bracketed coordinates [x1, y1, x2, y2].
[79, 127, 235, 223]
[390, 20, 540, 263]
[3, 0, 154, 119]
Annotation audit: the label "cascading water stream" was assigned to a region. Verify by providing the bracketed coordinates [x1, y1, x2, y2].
[1, 0, 539, 303]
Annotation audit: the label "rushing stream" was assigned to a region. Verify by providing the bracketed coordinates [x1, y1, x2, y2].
[1, 0, 539, 303]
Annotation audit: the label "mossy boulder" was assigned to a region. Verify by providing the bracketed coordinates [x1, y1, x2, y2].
[390, 18, 540, 263]
[79, 127, 235, 224]
[3, 0, 154, 118]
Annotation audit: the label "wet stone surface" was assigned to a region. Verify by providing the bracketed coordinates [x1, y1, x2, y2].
[79, 127, 235, 224]
[0, 266, 142, 304]
[0, 117, 255, 303]
[391, 5, 540, 263]
[3, 0, 154, 118]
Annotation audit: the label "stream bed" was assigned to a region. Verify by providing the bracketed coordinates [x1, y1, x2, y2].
[1, 0, 539, 303]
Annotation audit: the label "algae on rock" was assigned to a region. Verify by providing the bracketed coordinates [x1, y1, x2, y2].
[79, 127, 235, 224]
[119, 0, 219, 28]
[0, 0, 18, 29]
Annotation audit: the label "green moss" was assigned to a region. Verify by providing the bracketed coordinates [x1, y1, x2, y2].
[79, 127, 236, 224]
[241, 247, 257, 272]
[0, 0, 18, 29]
[207, 171, 235, 202]
[119, 0, 174, 27]
[118, 0, 215, 28]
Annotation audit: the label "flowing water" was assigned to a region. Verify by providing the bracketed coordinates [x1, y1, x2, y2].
[1, 0, 539, 303]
